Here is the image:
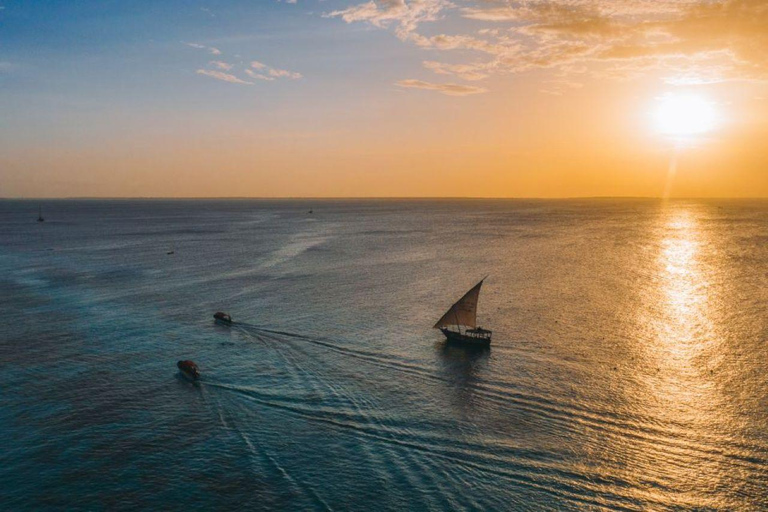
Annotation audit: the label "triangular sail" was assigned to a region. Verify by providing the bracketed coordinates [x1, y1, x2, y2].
[433, 279, 484, 329]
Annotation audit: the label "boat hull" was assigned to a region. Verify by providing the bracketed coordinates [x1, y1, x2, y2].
[177, 361, 200, 381]
[213, 312, 233, 325]
[179, 369, 199, 381]
[440, 328, 491, 347]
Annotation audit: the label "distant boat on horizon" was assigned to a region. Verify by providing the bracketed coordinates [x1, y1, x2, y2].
[434, 278, 492, 347]
[37, 206, 44, 222]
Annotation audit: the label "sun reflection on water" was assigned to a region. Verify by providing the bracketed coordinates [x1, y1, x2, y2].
[627, 204, 737, 508]
[657, 210, 712, 364]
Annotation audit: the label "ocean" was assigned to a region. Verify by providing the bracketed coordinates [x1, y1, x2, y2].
[1, 199, 766, 510]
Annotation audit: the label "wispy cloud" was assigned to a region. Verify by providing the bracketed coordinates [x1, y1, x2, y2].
[196, 69, 253, 85]
[185, 42, 221, 55]
[187, 45, 303, 86]
[325, 0, 452, 40]
[209, 60, 232, 71]
[326, 0, 768, 91]
[269, 68, 303, 79]
[422, 60, 490, 81]
[396, 79, 487, 96]
[248, 61, 302, 80]
[245, 68, 275, 81]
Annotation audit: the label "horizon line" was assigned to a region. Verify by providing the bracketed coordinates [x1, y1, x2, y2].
[2, 196, 766, 201]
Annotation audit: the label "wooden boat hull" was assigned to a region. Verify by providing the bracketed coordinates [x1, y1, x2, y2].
[179, 369, 199, 381]
[177, 361, 200, 380]
[440, 328, 491, 347]
[213, 312, 233, 325]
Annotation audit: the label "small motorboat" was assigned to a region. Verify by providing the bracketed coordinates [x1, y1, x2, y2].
[214, 312, 233, 325]
[177, 360, 200, 380]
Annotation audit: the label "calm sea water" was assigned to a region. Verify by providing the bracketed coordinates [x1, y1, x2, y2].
[1, 199, 767, 511]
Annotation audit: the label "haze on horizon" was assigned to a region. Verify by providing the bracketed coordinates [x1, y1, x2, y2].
[1, 0, 767, 199]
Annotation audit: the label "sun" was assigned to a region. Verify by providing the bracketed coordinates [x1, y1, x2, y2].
[653, 93, 719, 138]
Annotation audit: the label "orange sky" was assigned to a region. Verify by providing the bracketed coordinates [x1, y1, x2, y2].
[2, 0, 767, 198]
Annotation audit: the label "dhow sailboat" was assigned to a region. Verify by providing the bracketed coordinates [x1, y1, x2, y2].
[434, 278, 492, 347]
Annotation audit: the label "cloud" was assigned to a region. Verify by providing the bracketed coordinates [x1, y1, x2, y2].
[410, 32, 509, 53]
[249, 61, 303, 80]
[186, 42, 223, 55]
[269, 68, 303, 79]
[325, 0, 452, 39]
[188, 48, 303, 85]
[617, 0, 768, 63]
[244, 68, 275, 81]
[396, 79, 487, 96]
[196, 69, 253, 85]
[422, 60, 490, 81]
[326, 0, 768, 91]
[209, 60, 232, 71]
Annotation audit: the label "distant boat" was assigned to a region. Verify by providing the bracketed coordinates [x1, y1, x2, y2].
[214, 312, 233, 325]
[308, 208, 313, 214]
[177, 360, 200, 380]
[37, 206, 44, 222]
[434, 278, 492, 347]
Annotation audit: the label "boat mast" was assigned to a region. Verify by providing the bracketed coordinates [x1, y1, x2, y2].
[454, 310, 462, 335]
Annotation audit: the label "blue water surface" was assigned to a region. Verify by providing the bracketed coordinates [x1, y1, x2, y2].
[1, 199, 767, 510]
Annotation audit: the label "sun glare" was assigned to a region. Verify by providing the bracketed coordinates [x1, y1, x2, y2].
[653, 93, 719, 138]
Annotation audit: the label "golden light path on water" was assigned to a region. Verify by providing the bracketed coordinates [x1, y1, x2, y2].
[628, 204, 739, 509]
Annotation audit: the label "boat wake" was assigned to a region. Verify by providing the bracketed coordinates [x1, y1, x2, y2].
[205, 382, 334, 511]
[203, 321, 768, 510]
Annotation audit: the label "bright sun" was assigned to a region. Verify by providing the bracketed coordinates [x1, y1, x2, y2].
[653, 93, 719, 137]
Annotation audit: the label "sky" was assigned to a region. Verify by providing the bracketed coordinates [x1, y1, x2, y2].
[1, 0, 767, 198]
